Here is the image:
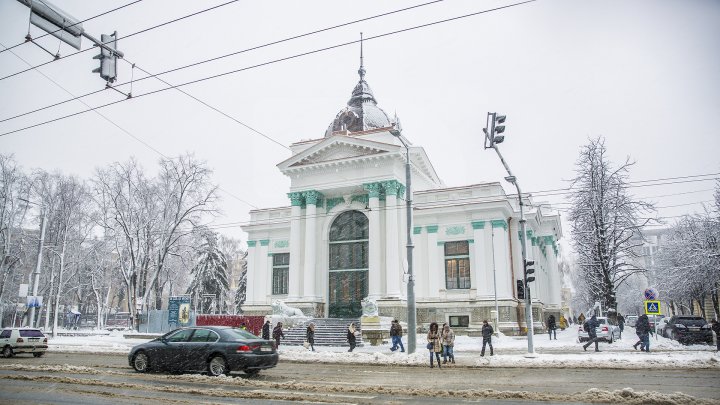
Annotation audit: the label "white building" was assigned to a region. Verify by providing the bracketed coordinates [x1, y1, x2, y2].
[242, 60, 563, 334]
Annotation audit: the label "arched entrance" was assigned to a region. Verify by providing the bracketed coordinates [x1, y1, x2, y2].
[328, 210, 369, 318]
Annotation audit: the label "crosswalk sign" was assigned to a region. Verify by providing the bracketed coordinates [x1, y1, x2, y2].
[644, 300, 661, 315]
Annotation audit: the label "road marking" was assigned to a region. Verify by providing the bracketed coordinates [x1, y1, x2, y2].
[250, 389, 375, 400]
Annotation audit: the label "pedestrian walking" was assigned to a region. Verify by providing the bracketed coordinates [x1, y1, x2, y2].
[633, 314, 651, 352]
[711, 319, 720, 352]
[390, 319, 405, 352]
[617, 314, 625, 338]
[262, 320, 271, 340]
[427, 322, 442, 368]
[578, 313, 586, 324]
[306, 322, 316, 351]
[547, 315, 557, 340]
[559, 315, 568, 330]
[582, 314, 602, 352]
[441, 323, 455, 364]
[347, 322, 357, 352]
[272, 322, 285, 348]
[481, 320, 494, 356]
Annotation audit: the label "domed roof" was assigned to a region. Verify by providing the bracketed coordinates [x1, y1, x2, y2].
[324, 60, 392, 137]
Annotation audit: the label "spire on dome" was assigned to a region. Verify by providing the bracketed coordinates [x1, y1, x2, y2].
[358, 32, 366, 80]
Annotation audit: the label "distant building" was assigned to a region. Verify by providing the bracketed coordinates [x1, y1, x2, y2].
[241, 58, 563, 334]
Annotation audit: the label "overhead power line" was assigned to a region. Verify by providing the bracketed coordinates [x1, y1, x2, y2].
[0, 0, 446, 125]
[0, 0, 538, 137]
[0, 0, 143, 55]
[0, 0, 241, 82]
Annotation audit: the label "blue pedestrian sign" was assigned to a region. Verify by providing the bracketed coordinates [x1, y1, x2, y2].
[644, 300, 661, 315]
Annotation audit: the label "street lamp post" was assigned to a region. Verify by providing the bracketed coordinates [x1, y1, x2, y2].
[20, 198, 46, 328]
[390, 126, 416, 354]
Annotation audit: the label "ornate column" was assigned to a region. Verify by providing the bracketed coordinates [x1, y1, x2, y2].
[364, 183, 382, 298]
[287, 192, 303, 299]
[258, 240, 270, 304]
[303, 190, 322, 300]
[491, 219, 512, 299]
[472, 221, 491, 296]
[545, 235, 560, 307]
[383, 180, 401, 298]
[525, 230, 539, 302]
[245, 240, 257, 304]
[426, 225, 439, 298]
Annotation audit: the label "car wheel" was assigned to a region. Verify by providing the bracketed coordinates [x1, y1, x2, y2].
[33, 352, 44, 358]
[609, 334, 614, 344]
[208, 355, 228, 376]
[132, 351, 150, 373]
[2, 346, 13, 358]
[244, 369, 260, 376]
[670, 331, 676, 341]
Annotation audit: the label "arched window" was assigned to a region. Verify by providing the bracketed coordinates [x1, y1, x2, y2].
[328, 210, 368, 318]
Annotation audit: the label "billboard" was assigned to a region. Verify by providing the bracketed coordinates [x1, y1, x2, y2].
[168, 296, 191, 326]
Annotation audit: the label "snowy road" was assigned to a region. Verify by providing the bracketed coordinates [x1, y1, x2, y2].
[1, 352, 718, 404]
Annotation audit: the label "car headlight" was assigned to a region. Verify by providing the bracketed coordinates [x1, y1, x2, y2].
[700, 324, 710, 330]
[674, 324, 686, 329]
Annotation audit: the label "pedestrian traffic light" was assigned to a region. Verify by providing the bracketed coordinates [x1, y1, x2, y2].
[93, 32, 118, 83]
[524, 260, 535, 283]
[483, 112, 507, 148]
[517, 279, 525, 299]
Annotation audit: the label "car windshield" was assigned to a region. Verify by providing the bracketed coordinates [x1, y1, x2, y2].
[223, 328, 260, 340]
[597, 319, 607, 325]
[676, 317, 706, 326]
[19, 329, 45, 337]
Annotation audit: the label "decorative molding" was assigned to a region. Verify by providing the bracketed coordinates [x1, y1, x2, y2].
[267, 253, 274, 257]
[326, 197, 344, 212]
[303, 190, 322, 206]
[526, 229, 534, 239]
[437, 241, 445, 246]
[247, 240, 257, 247]
[445, 225, 465, 236]
[287, 192, 303, 207]
[468, 239, 474, 244]
[490, 219, 507, 230]
[274, 240, 289, 248]
[397, 184, 406, 198]
[413, 226, 422, 235]
[471, 221, 485, 230]
[426, 225, 439, 234]
[542, 235, 555, 244]
[259, 239, 270, 247]
[363, 182, 382, 198]
[352, 194, 369, 206]
[381, 180, 403, 196]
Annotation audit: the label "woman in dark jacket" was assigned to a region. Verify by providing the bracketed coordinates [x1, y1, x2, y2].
[306, 322, 316, 351]
[547, 315, 557, 340]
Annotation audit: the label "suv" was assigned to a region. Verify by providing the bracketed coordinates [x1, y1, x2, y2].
[662, 316, 713, 345]
[578, 317, 621, 343]
[626, 315, 638, 327]
[0, 328, 48, 358]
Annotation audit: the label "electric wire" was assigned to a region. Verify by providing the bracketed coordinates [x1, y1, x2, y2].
[0, 0, 538, 137]
[0, 0, 143, 55]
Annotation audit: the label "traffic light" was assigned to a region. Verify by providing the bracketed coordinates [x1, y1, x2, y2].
[524, 260, 535, 283]
[93, 32, 118, 83]
[483, 112, 507, 148]
[517, 279, 525, 299]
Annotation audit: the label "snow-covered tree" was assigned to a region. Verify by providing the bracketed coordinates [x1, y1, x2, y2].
[234, 250, 248, 314]
[187, 228, 229, 314]
[568, 137, 654, 315]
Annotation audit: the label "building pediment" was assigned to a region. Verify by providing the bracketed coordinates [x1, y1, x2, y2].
[278, 135, 399, 172]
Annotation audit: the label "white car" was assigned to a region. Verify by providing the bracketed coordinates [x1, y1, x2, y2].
[577, 317, 621, 343]
[626, 315, 638, 327]
[0, 328, 48, 358]
[655, 316, 670, 337]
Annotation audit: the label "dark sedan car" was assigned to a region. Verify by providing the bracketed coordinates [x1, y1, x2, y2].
[128, 326, 278, 376]
[662, 316, 714, 345]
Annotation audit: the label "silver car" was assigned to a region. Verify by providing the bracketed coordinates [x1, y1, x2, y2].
[577, 317, 621, 343]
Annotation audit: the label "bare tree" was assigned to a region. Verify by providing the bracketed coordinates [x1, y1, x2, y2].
[568, 137, 654, 315]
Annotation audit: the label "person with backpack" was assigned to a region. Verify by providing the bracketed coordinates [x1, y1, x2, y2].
[633, 314, 651, 352]
[547, 315, 557, 340]
[481, 320, 494, 356]
[390, 319, 405, 352]
[582, 315, 602, 352]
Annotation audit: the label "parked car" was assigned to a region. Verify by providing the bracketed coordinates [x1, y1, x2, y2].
[578, 317, 621, 343]
[662, 316, 714, 345]
[128, 326, 278, 376]
[626, 315, 638, 327]
[0, 328, 48, 358]
[655, 316, 671, 337]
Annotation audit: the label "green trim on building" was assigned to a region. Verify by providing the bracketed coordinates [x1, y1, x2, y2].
[259, 239, 270, 247]
[491, 219, 507, 230]
[247, 240, 257, 247]
[471, 220, 485, 230]
[352, 194, 369, 206]
[526, 229, 534, 239]
[542, 235, 555, 244]
[413, 226, 422, 235]
[326, 197, 344, 212]
[363, 182, 382, 198]
[303, 190, 322, 206]
[426, 225, 439, 233]
[445, 225, 465, 235]
[437, 241, 445, 246]
[531, 237, 537, 246]
[468, 239, 474, 244]
[287, 192, 303, 207]
[274, 240, 289, 248]
[267, 253, 274, 257]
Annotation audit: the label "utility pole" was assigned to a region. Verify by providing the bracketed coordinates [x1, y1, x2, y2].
[483, 112, 536, 355]
[21, 199, 46, 328]
[391, 124, 416, 354]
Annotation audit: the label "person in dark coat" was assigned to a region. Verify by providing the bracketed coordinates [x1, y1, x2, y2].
[306, 322, 316, 351]
[711, 319, 720, 352]
[547, 315, 557, 340]
[272, 322, 285, 348]
[633, 314, 651, 352]
[262, 320, 271, 340]
[617, 314, 625, 338]
[582, 315, 602, 352]
[390, 319, 405, 352]
[481, 320, 494, 356]
[347, 322, 357, 352]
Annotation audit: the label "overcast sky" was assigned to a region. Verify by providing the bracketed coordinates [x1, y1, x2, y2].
[1, 0, 718, 246]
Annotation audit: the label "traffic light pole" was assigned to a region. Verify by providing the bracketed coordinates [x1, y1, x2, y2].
[490, 144, 535, 355]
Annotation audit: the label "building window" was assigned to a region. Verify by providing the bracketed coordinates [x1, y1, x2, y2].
[272, 253, 289, 295]
[449, 315, 469, 327]
[445, 241, 470, 289]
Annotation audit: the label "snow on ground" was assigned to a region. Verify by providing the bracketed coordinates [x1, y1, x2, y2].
[45, 326, 719, 369]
